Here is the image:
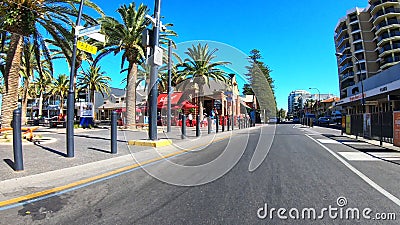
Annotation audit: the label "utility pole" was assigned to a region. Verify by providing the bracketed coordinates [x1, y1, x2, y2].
[148, 0, 161, 140]
[66, 0, 84, 158]
[167, 40, 172, 133]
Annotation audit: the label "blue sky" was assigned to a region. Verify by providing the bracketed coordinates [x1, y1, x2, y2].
[56, 0, 369, 111]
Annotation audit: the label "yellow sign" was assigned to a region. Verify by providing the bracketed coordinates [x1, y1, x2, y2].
[77, 41, 97, 54]
[346, 115, 351, 134]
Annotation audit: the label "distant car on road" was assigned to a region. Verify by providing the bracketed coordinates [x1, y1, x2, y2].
[293, 117, 300, 123]
[269, 117, 278, 123]
[318, 117, 330, 125]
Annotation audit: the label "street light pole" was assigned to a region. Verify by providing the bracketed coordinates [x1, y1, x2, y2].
[167, 40, 172, 133]
[335, 52, 365, 114]
[229, 73, 235, 130]
[66, 0, 84, 158]
[309, 87, 320, 116]
[148, 0, 161, 140]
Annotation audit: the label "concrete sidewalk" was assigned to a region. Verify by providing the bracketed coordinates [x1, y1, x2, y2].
[0, 124, 261, 204]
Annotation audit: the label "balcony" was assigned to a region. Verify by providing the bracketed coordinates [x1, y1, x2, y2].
[335, 35, 349, 47]
[335, 26, 348, 39]
[338, 43, 350, 54]
[377, 30, 400, 43]
[376, 18, 400, 31]
[373, 10, 385, 20]
[339, 62, 354, 73]
[338, 53, 351, 66]
[342, 81, 355, 89]
[379, 43, 393, 54]
[341, 71, 355, 82]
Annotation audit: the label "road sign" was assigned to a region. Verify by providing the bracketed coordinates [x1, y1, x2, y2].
[87, 33, 105, 43]
[154, 46, 163, 66]
[78, 25, 101, 37]
[77, 41, 97, 54]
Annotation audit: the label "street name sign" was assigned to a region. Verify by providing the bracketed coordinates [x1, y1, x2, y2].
[78, 25, 101, 37]
[77, 41, 97, 54]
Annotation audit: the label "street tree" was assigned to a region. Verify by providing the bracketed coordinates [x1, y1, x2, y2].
[178, 43, 230, 119]
[0, 0, 102, 127]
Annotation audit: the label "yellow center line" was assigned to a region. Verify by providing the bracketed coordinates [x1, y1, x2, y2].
[0, 134, 233, 207]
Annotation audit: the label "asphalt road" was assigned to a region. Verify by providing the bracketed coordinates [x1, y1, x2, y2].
[1, 124, 400, 224]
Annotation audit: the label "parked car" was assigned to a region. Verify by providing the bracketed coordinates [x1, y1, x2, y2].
[318, 117, 330, 125]
[293, 117, 300, 123]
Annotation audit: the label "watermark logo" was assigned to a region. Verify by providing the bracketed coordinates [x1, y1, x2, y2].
[257, 197, 397, 221]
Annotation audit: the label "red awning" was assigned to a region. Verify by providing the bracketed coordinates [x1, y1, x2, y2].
[181, 101, 198, 109]
[157, 92, 183, 108]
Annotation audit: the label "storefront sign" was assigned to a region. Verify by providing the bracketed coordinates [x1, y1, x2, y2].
[393, 111, 400, 147]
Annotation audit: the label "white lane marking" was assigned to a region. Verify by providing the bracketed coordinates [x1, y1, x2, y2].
[306, 134, 400, 207]
[317, 139, 340, 144]
[338, 152, 380, 161]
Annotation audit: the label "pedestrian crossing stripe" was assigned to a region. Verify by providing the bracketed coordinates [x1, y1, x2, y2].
[317, 139, 340, 144]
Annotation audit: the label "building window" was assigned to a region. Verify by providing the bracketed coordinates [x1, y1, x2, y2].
[355, 52, 364, 60]
[349, 14, 358, 22]
[351, 23, 360, 32]
[353, 33, 361, 41]
[354, 42, 363, 51]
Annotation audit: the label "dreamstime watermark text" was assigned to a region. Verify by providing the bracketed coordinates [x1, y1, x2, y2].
[257, 197, 397, 221]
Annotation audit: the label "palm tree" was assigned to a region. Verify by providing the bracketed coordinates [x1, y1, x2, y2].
[96, 3, 177, 127]
[32, 60, 53, 117]
[0, 0, 103, 127]
[49, 74, 69, 112]
[94, 3, 149, 127]
[77, 64, 111, 107]
[178, 43, 230, 119]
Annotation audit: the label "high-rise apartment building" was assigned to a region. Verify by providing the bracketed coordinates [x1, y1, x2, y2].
[288, 90, 310, 115]
[370, 0, 400, 70]
[334, 7, 379, 99]
[335, 1, 400, 115]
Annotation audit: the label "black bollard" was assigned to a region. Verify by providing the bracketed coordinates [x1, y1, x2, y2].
[216, 116, 219, 133]
[111, 111, 117, 154]
[196, 114, 201, 137]
[208, 117, 212, 134]
[227, 117, 230, 131]
[238, 118, 241, 129]
[13, 109, 23, 171]
[181, 115, 186, 139]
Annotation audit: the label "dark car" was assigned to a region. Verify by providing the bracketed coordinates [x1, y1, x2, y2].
[318, 117, 330, 125]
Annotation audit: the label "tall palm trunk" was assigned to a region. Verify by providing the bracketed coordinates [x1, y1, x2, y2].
[126, 62, 137, 127]
[199, 85, 204, 121]
[90, 89, 96, 119]
[1, 34, 23, 128]
[38, 91, 44, 117]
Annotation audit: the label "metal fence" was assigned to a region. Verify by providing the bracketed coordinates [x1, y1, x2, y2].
[349, 111, 393, 143]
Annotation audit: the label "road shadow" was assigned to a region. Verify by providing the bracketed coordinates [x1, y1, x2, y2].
[34, 143, 67, 157]
[3, 159, 15, 170]
[74, 134, 127, 143]
[87, 147, 112, 154]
